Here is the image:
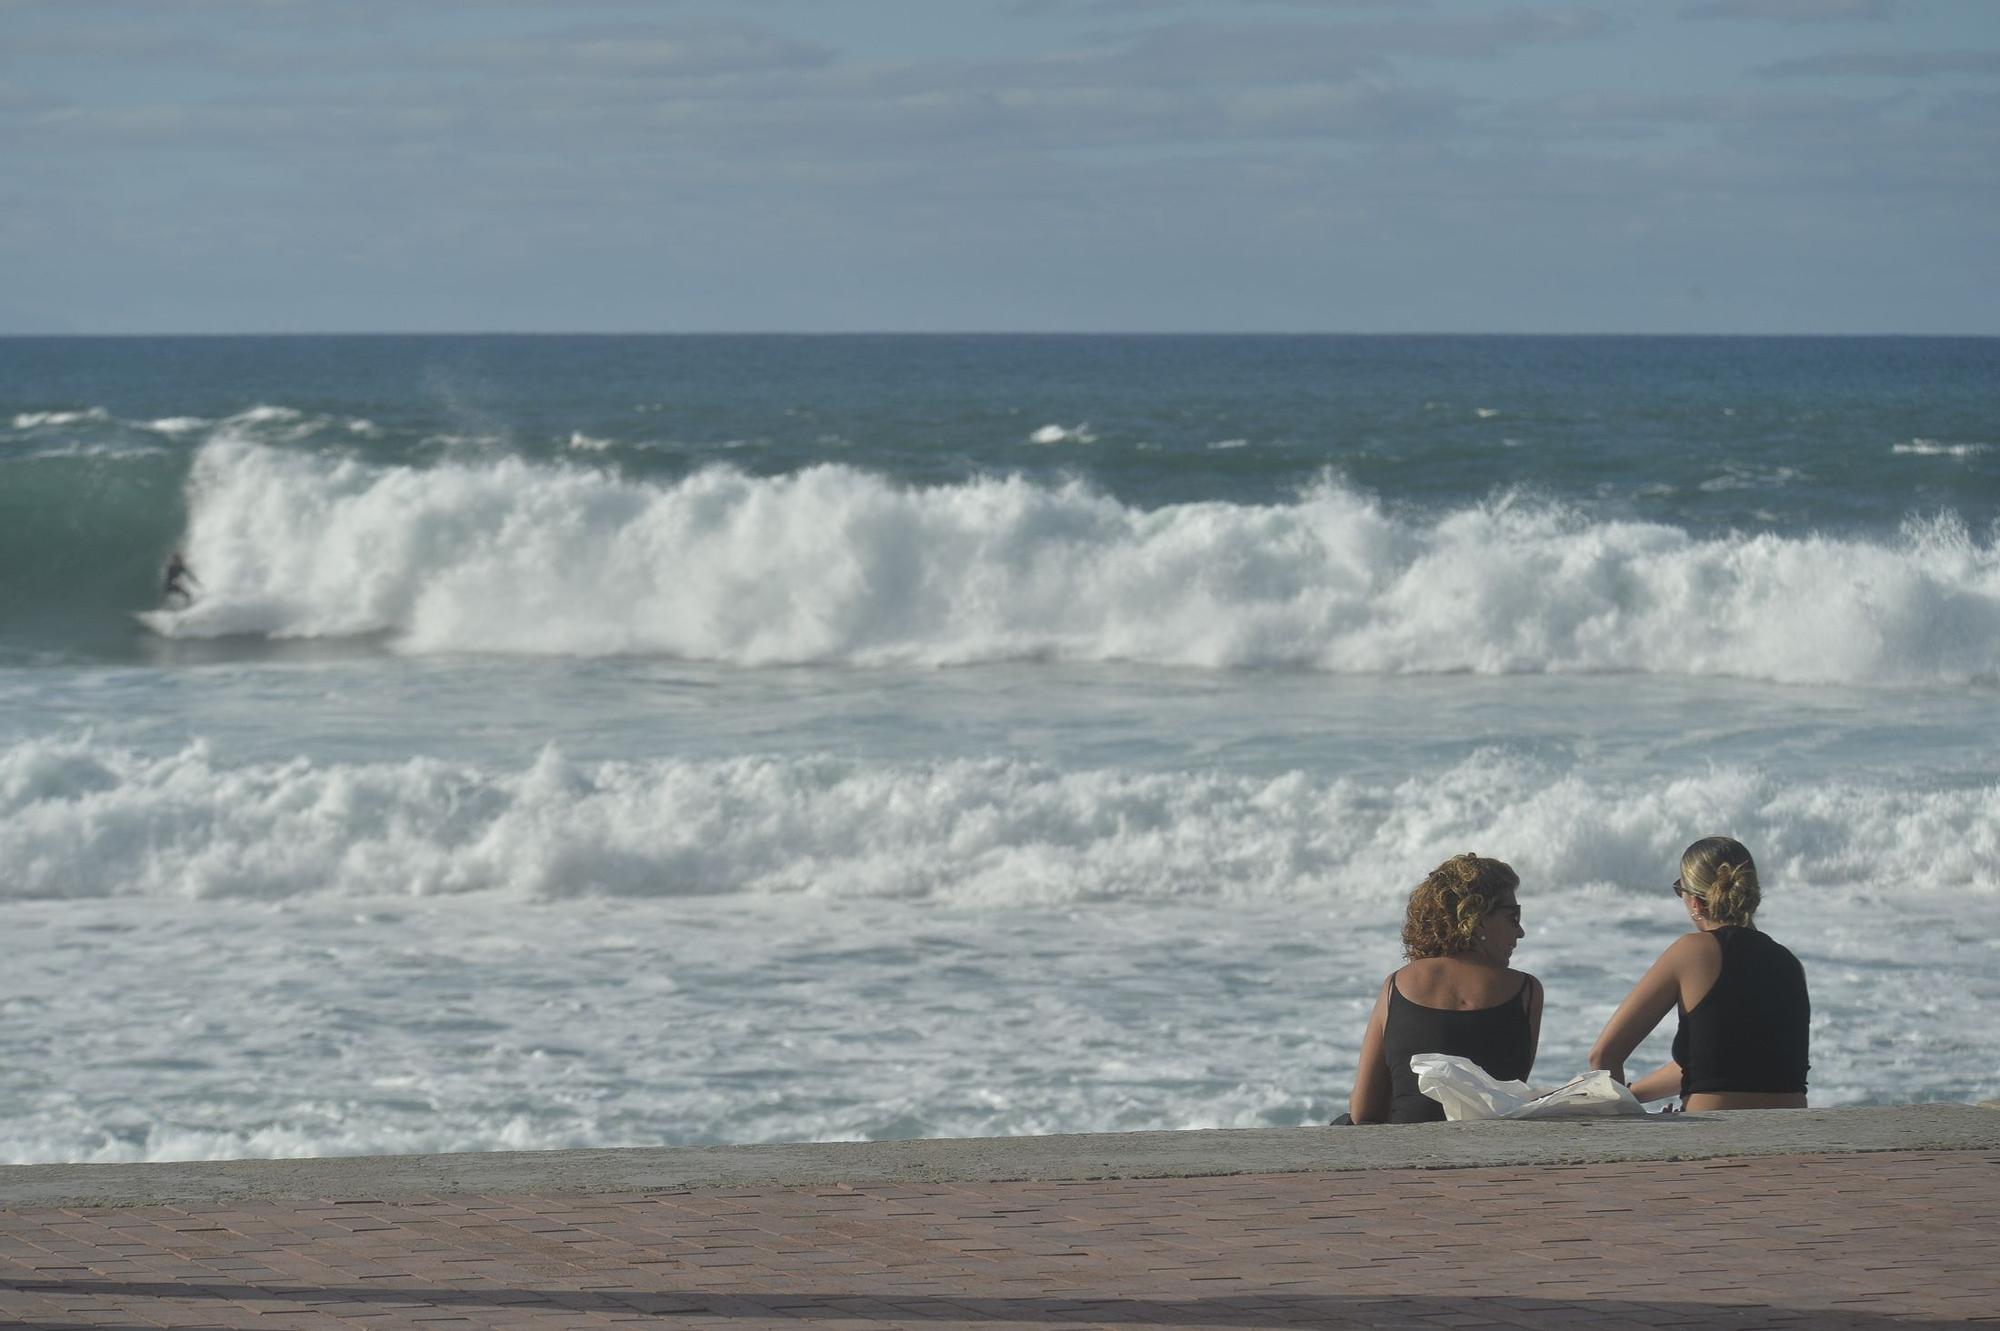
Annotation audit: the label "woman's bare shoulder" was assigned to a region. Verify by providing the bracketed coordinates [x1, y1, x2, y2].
[1652, 930, 1723, 983]
[1663, 930, 1721, 960]
[1398, 956, 1525, 1007]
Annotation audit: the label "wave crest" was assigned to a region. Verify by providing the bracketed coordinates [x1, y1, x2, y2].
[145, 439, 2000, 685]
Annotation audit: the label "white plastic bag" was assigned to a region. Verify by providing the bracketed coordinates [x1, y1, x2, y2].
[1410, 1053, 1647, 1121]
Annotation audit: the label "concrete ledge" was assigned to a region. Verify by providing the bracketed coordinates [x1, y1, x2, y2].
[3, 1102, 1994, 1210]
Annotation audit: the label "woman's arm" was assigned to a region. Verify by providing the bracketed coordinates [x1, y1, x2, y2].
[1347, 976, 1395, 1124]
[1588, 933, 1711, 1084]
[1627, 1059, 1683, 1103]
[1523, 973, 1544, 1079]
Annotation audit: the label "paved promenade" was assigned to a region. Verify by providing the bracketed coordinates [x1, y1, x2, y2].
[3, 1106, 1997, 1329]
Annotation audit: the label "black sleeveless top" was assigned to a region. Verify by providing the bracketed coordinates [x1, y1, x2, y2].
[1671, 926, 1810, 1098]
[1383, 972, 1536, 1123]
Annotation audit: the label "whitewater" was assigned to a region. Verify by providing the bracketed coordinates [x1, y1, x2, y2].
[3, 334, 1997, 1164]
[141, 434, 2000, 686]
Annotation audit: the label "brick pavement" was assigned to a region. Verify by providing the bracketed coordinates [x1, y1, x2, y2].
[2, 1150, 1995, 1330]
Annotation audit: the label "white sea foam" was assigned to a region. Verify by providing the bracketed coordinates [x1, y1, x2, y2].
[3, 1116, 578, 1167]
[1698, 464, 1802, 493]
[7, 866, 1990, 1163]
[4, 736, 1995, 905]
[119, 405, 365, 447]
[167, 403, 349, 448]
[1893, 439, 1988, 458]
[6, 733, 1997, 1160]
[152, 440, 2000, 686]
[24, 441, 167, 461]
[231, 404, 304, 426]
[11, 407, 111, 429]
[1029, 423, 1095, 444]
[567, 431, 614, 452]
[1206, 438, 1250, 450]
[140, 416, 212, 434]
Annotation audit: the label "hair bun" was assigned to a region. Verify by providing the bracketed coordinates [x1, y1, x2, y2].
[1681, 837, 1761, 927]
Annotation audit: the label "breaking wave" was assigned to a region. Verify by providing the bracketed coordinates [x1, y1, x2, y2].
[4, 736, 1997, 903]
[135, 438, 2000, 686]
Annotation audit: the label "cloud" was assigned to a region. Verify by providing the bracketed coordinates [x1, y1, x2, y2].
[1930, 87, 2000, 126]
[1759, 50, 2000, 78]
[1010, 0, 1408, 12]
[1682, 0, 1900, 21]
[469, 20, 833, 78]
[0, 21, 217, 65]
[0, 0, 655, 11]
[1095, 9, 1614, 78]
[2, 14, 833, 82]
[1492, 86, 1899, 136]
[6, 7, 1612, 163]
[4, 0, 1992, 337]
[0, 79, 47, 110]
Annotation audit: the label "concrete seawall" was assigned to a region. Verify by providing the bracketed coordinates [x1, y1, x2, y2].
[4, 1105, 1996, 1329]
[3, 1102, 1995, 1208]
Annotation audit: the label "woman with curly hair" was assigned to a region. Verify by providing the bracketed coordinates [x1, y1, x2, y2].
[1344, 853, 1542, 1124]
[1588, 836, 1809, 1110]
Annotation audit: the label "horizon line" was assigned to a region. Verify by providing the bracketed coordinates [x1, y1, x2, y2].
[4, 329, 1995, 340]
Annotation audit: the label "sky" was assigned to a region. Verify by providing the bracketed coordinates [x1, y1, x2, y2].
[1, 0, 1995, 334]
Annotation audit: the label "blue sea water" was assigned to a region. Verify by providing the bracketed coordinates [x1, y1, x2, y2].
[2, 335, 1997, 1162]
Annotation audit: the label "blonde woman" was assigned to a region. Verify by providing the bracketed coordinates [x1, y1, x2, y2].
[1344, 854, 1542, 1124]
[1589, 836, 1809, 1110]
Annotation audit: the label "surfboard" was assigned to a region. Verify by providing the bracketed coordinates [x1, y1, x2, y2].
[133, 606, 187, 634]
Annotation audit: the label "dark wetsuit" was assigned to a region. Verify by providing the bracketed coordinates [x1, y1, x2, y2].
[1382, 974, 1537, 1123]
[1672, 926, 1810, 1099]
[164, 556, 194, 604]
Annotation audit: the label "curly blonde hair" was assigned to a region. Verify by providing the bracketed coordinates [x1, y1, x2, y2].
[1402, 853, 1519, 960]
[1679, 836, 1760, 927]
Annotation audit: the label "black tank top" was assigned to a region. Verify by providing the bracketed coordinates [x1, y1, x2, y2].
[1383, 973, 1535, 1123]
[1671, 926, 1810, 1098]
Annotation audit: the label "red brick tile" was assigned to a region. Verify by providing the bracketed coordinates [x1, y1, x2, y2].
[0, 1149, 1993, 1329]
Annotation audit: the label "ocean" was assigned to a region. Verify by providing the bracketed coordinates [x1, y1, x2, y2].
[2, 334, 1996, 1164]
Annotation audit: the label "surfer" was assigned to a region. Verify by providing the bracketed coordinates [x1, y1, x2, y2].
[163, 551, 198, 607]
